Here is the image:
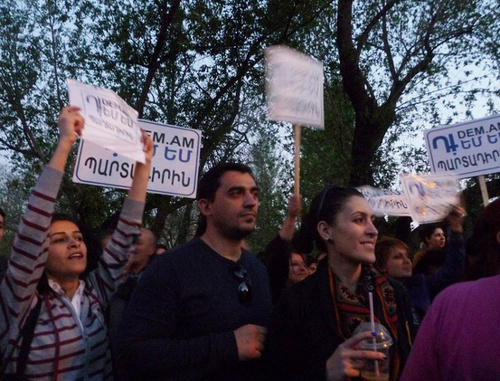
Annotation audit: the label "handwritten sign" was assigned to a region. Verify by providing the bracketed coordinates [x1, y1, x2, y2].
[425, 114, 500, 178]
[73, 120, 202, 198]
[265, 45, 324, 129]
[67, 79, 145, 163]
[357, 185, 410, 217]
[400, 173, 460, 224]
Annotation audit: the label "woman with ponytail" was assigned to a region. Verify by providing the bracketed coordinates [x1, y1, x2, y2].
[264, 185, 414, 380]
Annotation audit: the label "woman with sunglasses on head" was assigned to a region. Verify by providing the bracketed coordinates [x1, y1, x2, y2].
[263, 185, 414, 380]
[0, 106, 153, 380]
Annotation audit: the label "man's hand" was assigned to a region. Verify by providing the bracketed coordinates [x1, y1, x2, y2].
[233, 324, 267, 361]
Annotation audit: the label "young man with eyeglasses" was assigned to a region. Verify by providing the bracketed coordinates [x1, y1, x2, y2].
[117, 163, 272, 380]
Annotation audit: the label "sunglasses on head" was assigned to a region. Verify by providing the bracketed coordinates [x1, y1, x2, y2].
[232, 264, 252, 306]
[316, 184, 333, 221]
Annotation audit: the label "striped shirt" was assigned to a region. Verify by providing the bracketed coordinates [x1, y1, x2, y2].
[0, 166, 144, 380]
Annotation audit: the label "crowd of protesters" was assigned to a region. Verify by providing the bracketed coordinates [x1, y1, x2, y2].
[1, 107, 500, 380]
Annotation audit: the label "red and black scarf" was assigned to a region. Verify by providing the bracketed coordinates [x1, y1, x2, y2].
[328, 264, 400, 380]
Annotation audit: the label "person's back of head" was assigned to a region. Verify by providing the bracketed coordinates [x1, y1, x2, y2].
[466, 198, 500, 280]
[195, 162, 254, 236]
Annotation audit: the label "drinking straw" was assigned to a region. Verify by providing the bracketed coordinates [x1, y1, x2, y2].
[368, 292, 380, 376]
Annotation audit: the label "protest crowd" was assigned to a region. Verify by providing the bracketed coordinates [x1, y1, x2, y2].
[1, 107, 500, 381]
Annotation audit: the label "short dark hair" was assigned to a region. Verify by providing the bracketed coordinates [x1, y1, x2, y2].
[375, 237, 409, 272]
[0, 206, 5, 222]
[196, 162, 254, 202]
[418, 223, 442, 247]
[195, 162, 254, 236]
[51, 213, 101, 277]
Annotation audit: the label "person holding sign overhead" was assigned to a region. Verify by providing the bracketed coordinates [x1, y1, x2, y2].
[401, 198, 500, 381]
[0, 106, 153, 380]
[412, 205, 467, 300]
[263, 185, 414, 380]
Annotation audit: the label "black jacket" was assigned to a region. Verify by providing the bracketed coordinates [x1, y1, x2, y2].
[263, 260, 414, 380]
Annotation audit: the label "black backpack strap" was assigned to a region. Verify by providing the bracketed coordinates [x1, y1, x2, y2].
[15, 296, 43, 378]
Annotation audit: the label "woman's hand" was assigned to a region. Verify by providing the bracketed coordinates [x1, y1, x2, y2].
[325, 331, 385, 381]
[48, 106, 84, 171]
[57, 106, 84, 147]
[140, 129, 154, 164]
[447, 194, 467, 233]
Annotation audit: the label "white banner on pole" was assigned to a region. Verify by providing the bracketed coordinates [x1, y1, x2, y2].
[265, 45, 324, 129]
[67, 78, 145, 163]
[424, 114, 500, 178]
[356, 185, 410, 217]
[73, 120, 202, 198]
[400, 173, 460, 224]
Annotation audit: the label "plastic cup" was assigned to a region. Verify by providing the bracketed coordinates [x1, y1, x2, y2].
[353, 322, 393, 381]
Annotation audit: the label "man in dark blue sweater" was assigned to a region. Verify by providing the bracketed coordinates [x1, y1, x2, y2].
[117, 163, 273, 380]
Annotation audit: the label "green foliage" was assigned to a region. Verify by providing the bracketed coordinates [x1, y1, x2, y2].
[1, 0, 499, 249]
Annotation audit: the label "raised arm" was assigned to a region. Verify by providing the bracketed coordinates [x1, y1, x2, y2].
[48, 106, 84, 171]
[0, 107, 83, 354]
[426, 204, 467, 298]
[266, 194, 302, 302]
[90, 130, 154, 302]
[278, 194, 302, 241]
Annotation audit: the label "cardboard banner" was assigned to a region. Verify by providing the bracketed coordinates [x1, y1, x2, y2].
[265, 45, 324, 129]
[356, 185, 410, 217]
[73, 120, 202, 198]
[425, 114, 500, 178]
[67, 79, 145, 163]
[400, 173, 460, 224]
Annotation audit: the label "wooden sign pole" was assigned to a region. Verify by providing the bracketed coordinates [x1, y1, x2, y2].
[293, 124, 301, 196]
[478, 175, 490, 206]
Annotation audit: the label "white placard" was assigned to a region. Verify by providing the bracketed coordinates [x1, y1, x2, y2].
[265, 45, 324, 129]
[424, 114, 500, 178]
[73, 120, 202, 198]
[67, 78, 145, 163]
[400, 173, 460, 224]
[356, 185, 410, 217]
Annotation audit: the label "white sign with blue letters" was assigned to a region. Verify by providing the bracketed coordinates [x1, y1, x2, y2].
[400, 173, 460, 224]
[67, 79, 146, 164]
[424, 115, 500, 178]
[73, 120, 202, 198]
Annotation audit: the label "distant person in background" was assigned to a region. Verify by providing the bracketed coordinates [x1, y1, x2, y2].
[401, 198, 500, 381]
[412, 205, 467, 299]
[286, 252, 309, 286]
[120, 227, 157, 280]
[412, 224, 446, 271]
[264, 194, 305, 303]
[375, 204, 466, 329]
[108, 227, 157, 381]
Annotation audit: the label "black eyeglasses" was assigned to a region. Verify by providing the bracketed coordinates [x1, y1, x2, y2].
[232, 264, 252, 306]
